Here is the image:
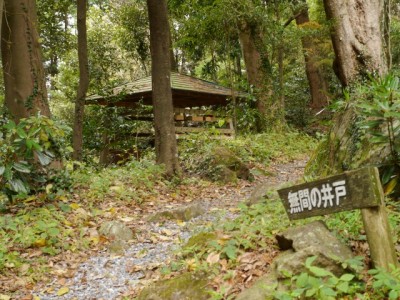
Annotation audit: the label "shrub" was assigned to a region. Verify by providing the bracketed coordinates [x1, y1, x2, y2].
[0, 114, 72, 201]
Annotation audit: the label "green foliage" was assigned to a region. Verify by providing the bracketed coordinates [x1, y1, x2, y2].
[356, 74, 400, 165]
[179, 199, 292, 267]
[179, 131, 316, 178]
[355, 74, 400, 195]
[0, 203, 86, 273]
[273, 256, 365, 300]
[0, 114, 72, 201]
[71, 158, 164, 202]
[368, 266, 400, 299]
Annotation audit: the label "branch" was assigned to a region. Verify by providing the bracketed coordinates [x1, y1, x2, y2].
[283, 9, 306, 28]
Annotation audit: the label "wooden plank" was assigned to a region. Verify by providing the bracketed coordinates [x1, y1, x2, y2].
[278, 167, 381, 220]
[174, 115, 185, 121]
[191, 116, 204, 122]
[174, 127, 235, 134]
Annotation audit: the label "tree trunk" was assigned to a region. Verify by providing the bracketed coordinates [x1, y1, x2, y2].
[0, 1, 4, 45]
[295, 8, 330, 110]
[2, 0, 50, 122]
[238, 21, 267, 117]
[72, 0, 89, 161]
[238, 20, 285, 131]
[307, 0, 388, 177]
[323, 0, 387, 86]
[147, 0, 180, 177]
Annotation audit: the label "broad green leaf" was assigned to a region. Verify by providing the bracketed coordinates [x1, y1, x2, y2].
[320, 286, 337, 297]
[9, 178, 29, 194]
[382, 167, 395, 185]
[305, 287, 317, 297]
[337, 281, 349, 293]
[296, 272, 308, 288]
[339, 273, 355, 282]
[3, 120, 16, 130]
[309, 266, 334, 277]
[360, 120, 382, 129]
[305, 256, 317, 268]
[12, 162, 31, 173]
[0, 166, 5, 176]
[47, 227, 60, 237]
[223, 244, 237, 260]
[36, 151, 52, 166]
[16, 127, 27, 138]
[389, 290, 398, 300]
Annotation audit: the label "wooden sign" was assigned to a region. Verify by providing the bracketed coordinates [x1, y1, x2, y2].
[278, 167, 398, 271]
[278, 167, 381, 220]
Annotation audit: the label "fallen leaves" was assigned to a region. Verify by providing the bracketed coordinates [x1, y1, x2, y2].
[56, 286, 70, 296]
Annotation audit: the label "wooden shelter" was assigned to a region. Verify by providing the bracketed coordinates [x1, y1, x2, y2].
[86, 72, 248, 164]
[86, 72, 247, 109]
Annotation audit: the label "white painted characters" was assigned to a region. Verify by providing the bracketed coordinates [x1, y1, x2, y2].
[288, 180, 347, 214]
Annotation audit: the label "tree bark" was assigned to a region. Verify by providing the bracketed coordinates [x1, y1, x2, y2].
[307, 0, 388, 177]
[238, 20, 285, 131]
[72, 0, 89, 161]
[323, 0, 387, 86]
[147, 0, 180, 177]
[238, 21, 267, 117]
[2, 0, 50, 122]
[295, 8, 330, 110]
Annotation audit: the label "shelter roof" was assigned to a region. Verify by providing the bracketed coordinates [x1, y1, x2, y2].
[86, 72, 248, 108]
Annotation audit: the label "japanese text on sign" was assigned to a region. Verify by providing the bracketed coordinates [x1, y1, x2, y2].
[288, 180, 347, 214]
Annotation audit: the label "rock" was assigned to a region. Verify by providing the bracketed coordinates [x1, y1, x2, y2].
[137, 272, 209, 300]
[149, 203, 206, 222]
[99, 221, 134, 254]
[99, 221, 134, 241]
[245, 183, 277, 206]
[235, 273, 278, 300]
[215, 166, 238, 184]
[210, 147, 252, 182]
[236, 221, 355, 299]
[185, 232, 217, 249]
[275, 221, 353, 277]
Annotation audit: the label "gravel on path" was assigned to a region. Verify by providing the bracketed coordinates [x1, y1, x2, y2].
[34, 159, 306, 300]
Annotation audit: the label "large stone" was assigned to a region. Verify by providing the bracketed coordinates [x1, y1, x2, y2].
[245, 183, 277, 206]
[99, 221, 134, 253]
[236, 221, 355, 299]
[275, 221, 353, 277]
[137, 272, 209, 300]
[99, 221, 134, 241]
[210, 147, 252, 182]
[235, 273, 278, 300]
[149, 203, 206, 222]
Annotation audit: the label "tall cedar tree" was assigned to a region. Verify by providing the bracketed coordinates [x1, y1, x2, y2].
[2, 0, 50, 122]
[146, 0, 180, 177]
[315, 0, 388, 171]
[72, 0, 89, 161]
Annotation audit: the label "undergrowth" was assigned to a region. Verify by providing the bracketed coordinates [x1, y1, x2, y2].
[179, 131, 316, 176]
[0, 131, 316, 294]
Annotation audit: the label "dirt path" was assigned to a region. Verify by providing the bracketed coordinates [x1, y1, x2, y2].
[33, 158, 307, 299]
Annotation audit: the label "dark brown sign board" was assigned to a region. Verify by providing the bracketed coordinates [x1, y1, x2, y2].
[278, 167, 399, 270]
[278, 167, 382, 220]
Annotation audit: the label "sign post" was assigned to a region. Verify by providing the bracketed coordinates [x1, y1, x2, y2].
[278, 167, 398, 270]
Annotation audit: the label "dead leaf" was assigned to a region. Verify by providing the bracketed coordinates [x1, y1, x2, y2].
[0, 295, 11, 300]
[57, 286, 70, 296]
[69, 203, 80, 210]
[206, 252, 220, 265]
[33, 239, 46, 248]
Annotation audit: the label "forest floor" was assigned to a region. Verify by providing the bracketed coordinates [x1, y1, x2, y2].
[19, 158, 307, 300]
